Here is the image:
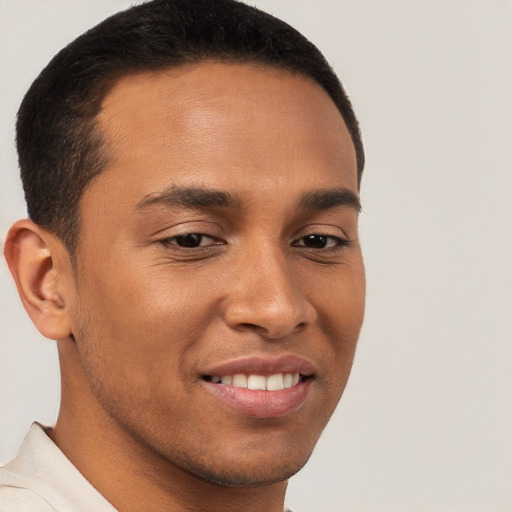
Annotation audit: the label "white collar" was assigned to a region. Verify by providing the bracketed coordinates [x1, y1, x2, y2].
[0, 422, 116, 511]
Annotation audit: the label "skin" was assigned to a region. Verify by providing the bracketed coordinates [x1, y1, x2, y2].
[5, 62, 365, 512]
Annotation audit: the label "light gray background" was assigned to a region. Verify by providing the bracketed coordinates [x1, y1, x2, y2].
[1, 1, 511, 511]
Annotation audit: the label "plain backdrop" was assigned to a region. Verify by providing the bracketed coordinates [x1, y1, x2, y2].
[1, 1, 511, 511]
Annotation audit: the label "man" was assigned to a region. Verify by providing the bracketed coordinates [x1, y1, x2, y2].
[1, 0, 365, 510]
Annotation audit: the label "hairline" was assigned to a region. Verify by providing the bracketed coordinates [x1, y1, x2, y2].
[68, 58, 362, 265]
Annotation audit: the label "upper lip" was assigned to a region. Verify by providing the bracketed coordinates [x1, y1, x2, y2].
[201, 354, 316, 378]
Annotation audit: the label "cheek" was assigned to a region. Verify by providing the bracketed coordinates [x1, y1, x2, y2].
[315, 255, 366, 332]
[314, 260, 365, 389]
[70, 262, 216, 391]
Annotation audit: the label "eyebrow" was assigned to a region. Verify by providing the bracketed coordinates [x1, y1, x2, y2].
[135, 185, 361, 213]
[299, 188, 362, 212]
[136, 186, 241, 210]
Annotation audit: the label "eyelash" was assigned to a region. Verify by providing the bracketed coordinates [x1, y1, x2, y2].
[159, 233, 220, 249]
[291, 234, 352, 251]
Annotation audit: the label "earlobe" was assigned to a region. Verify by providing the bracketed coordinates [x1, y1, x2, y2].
[4, 219, 74, 340]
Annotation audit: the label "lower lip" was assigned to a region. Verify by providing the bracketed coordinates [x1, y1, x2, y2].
[202, 380, 312, 418]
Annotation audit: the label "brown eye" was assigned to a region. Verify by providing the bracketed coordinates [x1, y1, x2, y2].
[293, 234, 351, 251]
[174, 233, 205, 247]
[159, 232, 224, 251]
[302, 234, 329, 249]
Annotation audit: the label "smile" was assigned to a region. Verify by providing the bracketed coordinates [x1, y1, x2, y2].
[202, 372, 301, 391]
[200, 355, 315, 417]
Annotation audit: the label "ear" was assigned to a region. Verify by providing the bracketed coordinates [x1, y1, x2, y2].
[4, 219, 75, 340]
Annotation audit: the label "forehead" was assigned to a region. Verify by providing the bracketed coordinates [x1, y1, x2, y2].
[91, 62, 357, 204]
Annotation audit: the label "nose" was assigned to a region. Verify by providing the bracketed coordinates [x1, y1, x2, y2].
[222, 245, 317, 339]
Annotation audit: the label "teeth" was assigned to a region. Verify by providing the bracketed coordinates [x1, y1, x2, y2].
[247, 375, 266, 390]
[266, 373, 284, 391]
[208, 372, 301, 391]
[283, 373, 293, 388]
[232, 374, 247, 387]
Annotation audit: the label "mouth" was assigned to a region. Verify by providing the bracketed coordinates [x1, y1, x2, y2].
[202, 372, 308, 390]
[200, 355, 315, 417]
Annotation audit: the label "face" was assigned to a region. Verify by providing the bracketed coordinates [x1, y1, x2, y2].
[69, 62, 365, 487]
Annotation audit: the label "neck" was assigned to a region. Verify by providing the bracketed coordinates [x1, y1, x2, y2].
[50, 339, 288, 512]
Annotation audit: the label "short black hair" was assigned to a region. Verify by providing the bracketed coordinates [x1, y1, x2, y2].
[17, 0, 364, 254]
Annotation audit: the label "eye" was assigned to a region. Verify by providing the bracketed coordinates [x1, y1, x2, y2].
[294, 234, 348, 250]
[161, 233, 218, 248]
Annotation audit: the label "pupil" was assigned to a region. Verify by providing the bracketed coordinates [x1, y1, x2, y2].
[176, 234, 201, 247]
[304, 235, 326, 248]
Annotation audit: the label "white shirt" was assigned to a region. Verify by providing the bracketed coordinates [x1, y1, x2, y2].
[0, 423, 116, 511]
[0, 423, 295, 511]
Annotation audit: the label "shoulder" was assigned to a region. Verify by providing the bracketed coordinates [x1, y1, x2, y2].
[0, 485, 54, 512]
[0, 423, 117, 512]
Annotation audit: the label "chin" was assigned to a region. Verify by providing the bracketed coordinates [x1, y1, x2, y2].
[186, 457, 309, 489]
[172, 441, 315, 489]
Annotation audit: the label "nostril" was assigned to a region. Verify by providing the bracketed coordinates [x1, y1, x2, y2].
[240, 323, 260, 330]
[236, 321, 305, 340]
